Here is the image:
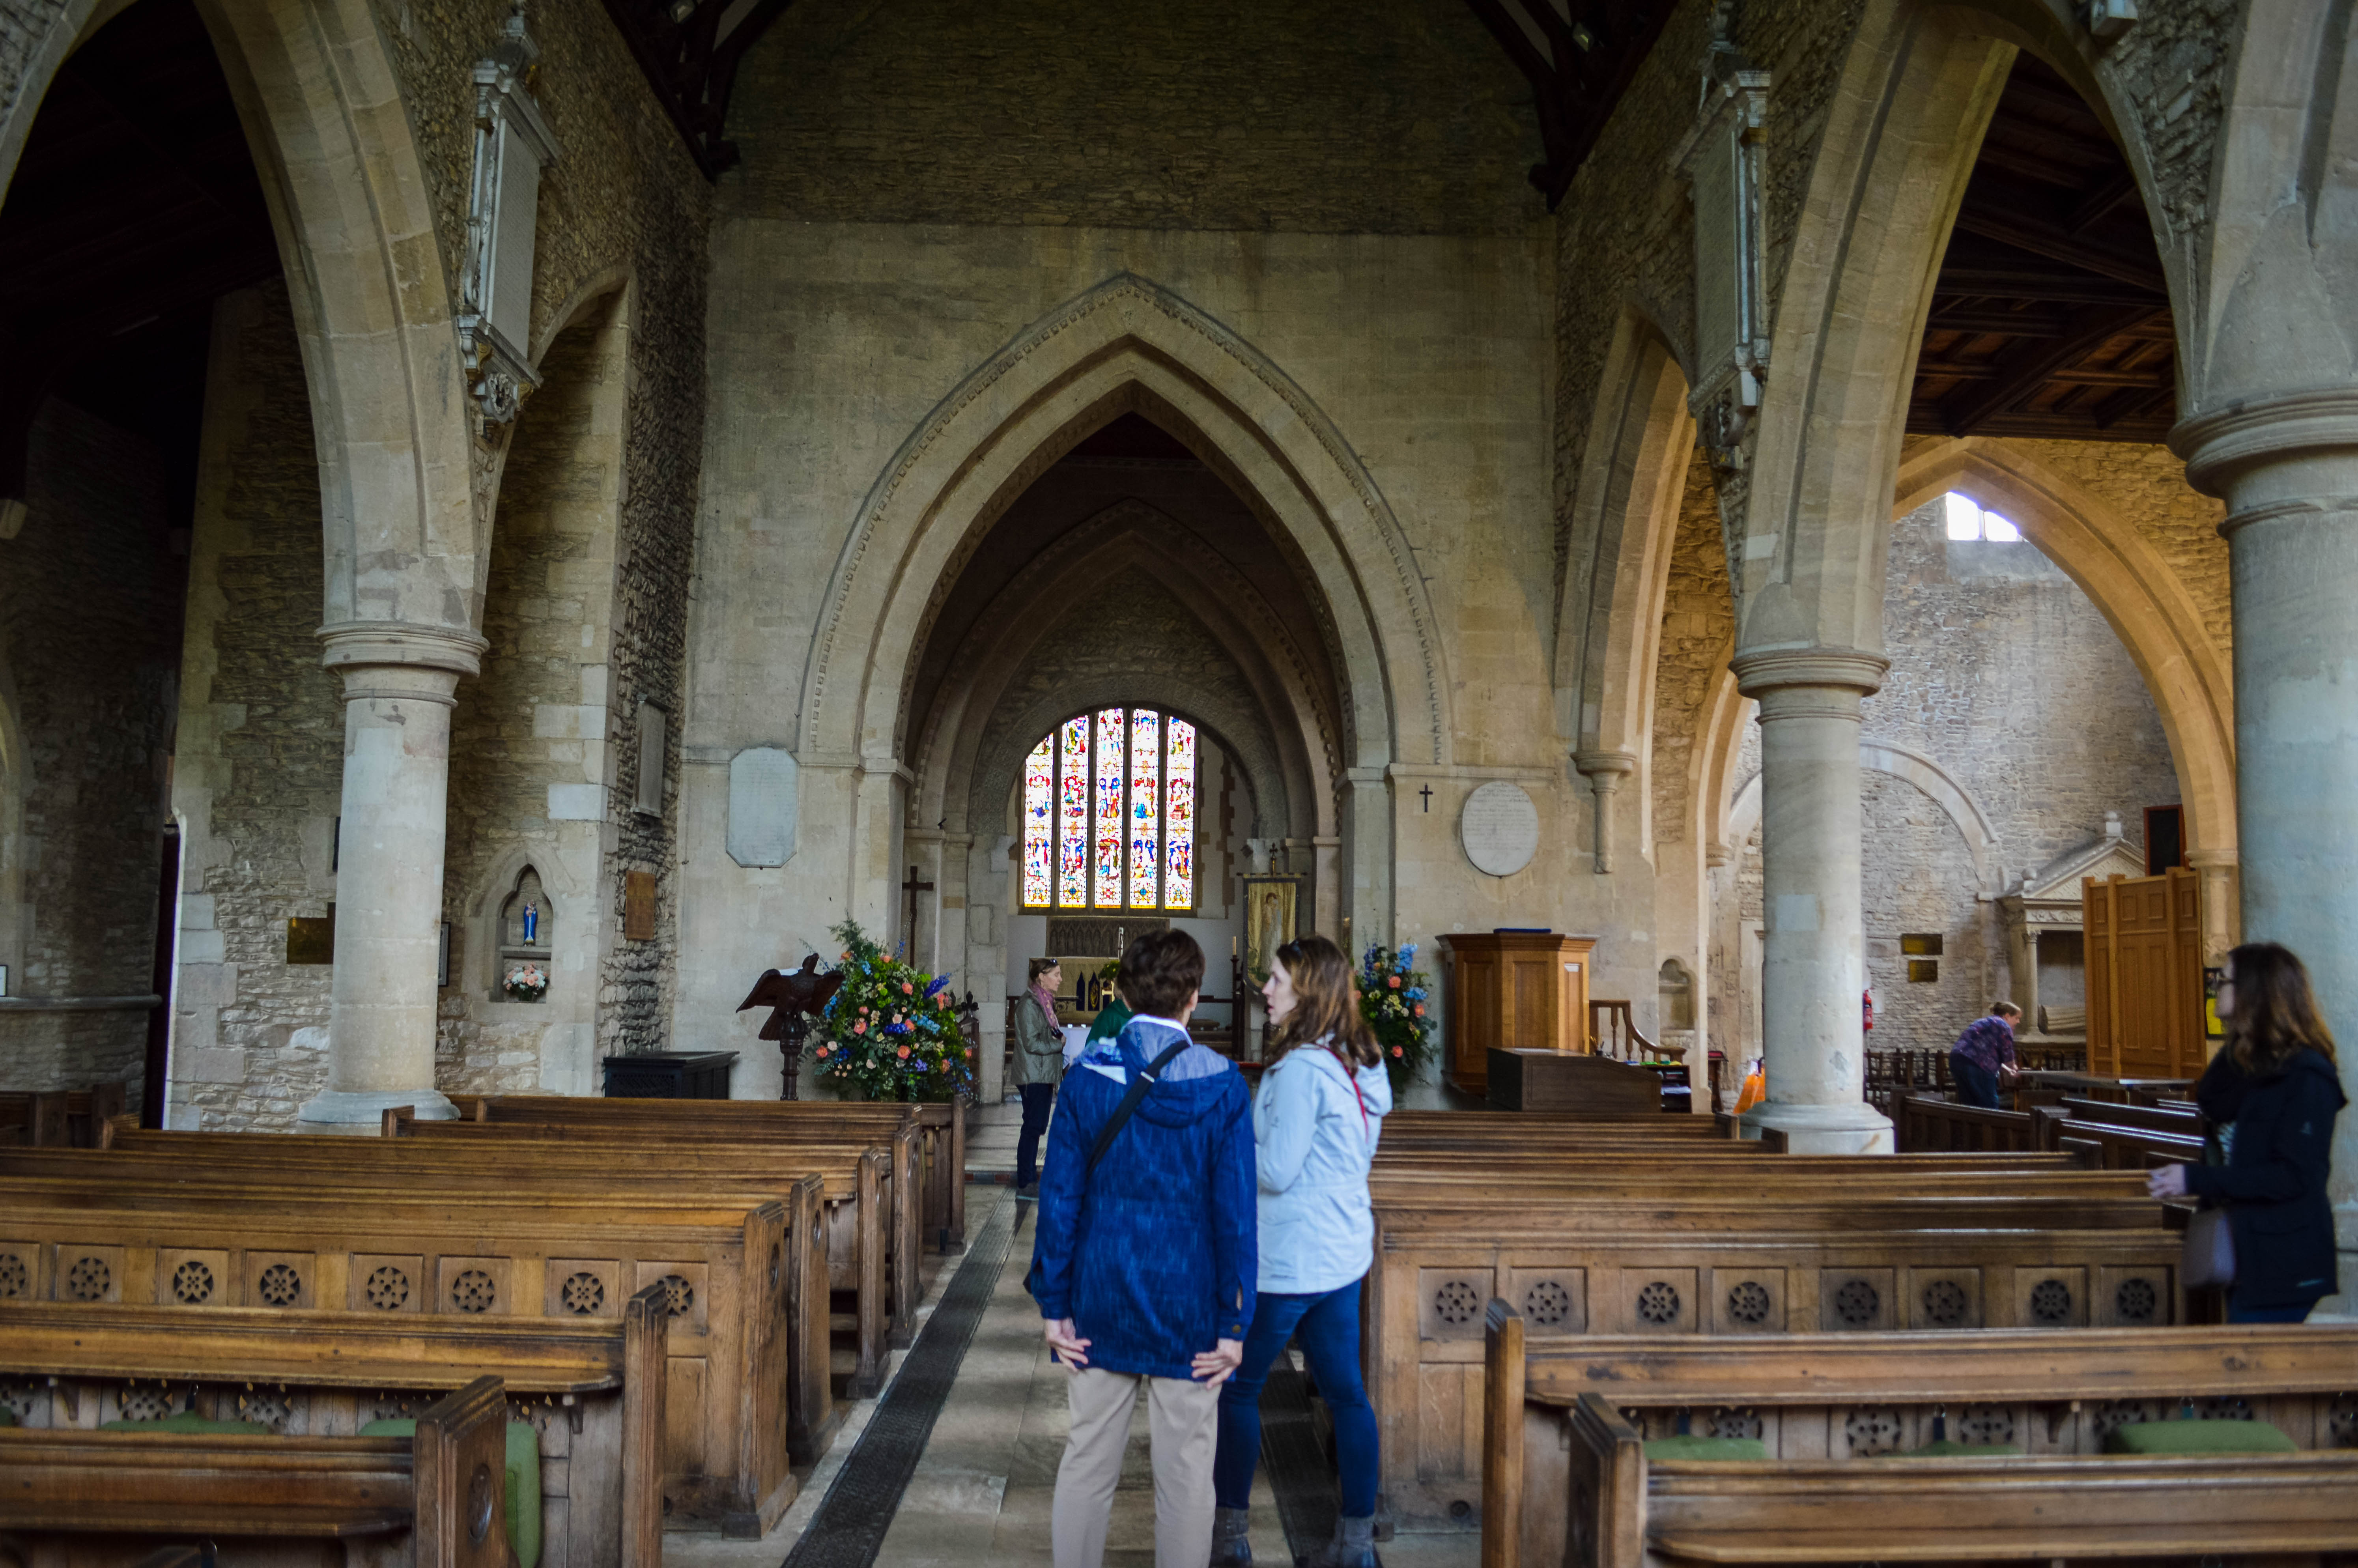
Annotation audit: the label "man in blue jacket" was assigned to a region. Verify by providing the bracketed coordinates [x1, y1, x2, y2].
[1029, 928, 1256, 1568]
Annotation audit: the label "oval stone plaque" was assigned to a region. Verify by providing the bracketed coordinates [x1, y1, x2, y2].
[1460, 781, 1540, 877]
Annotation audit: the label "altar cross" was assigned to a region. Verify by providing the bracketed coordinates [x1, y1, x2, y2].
[900, 864, 934, 960]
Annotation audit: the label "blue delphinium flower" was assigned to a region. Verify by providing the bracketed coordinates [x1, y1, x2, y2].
[925, 975, 951, 998]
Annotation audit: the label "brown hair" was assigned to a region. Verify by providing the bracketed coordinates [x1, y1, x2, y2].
[1118, 929, 1204, 1018]
[1990, 1001, 2022, 1019]
[1268, 934, 1380, 1070]
[1027, 957, 1061, 985]
[2226, 942, 2339, 1071]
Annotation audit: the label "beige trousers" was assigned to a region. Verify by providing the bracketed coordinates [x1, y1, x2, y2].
[1052, 1364, 1220, 1568]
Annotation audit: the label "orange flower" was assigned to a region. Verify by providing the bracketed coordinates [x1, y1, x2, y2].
[1391, 1046, 1403, 1057]
[853, 1021, 867, 1035]
[1413, 1004, 1425, 1017]
[902, 981, 914, 994]
[896, 1045, 911, 1060]
[1388, 975, 1401, 989]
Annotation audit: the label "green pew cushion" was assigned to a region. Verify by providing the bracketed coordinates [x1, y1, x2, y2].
[0, 1406, 14, 1427]
[1644, 1435, 1770, 1461]
[1898, 1439, 2025, 1457]
[99, 1411, 270, 1435]
[361, 1417, 542, 1568]
[2103, 1418, 2297, 1456]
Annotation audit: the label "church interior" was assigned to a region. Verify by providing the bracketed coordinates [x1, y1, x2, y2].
[2, 0, 2357, 1561]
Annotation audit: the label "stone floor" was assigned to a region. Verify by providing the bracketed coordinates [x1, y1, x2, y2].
[671, 1100, 1479, 1568]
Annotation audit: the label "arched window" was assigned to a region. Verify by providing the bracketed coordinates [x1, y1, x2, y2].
[1021, 708, 1198, 912]
[1942, 492, 2020, 542]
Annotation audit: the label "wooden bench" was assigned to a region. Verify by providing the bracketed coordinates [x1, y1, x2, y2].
[0, 1290, 667, 1567]
[1892, 1094, 2040, 1152]
[0, 1374, 514, 1568]
[455, 1094, 968, 1249]
[0, 1182, 813, 1536]
[1370, 1190, 2184, 1524]
[1482, 1310, 2358, 1568]
[102, 1112, 908, 1395]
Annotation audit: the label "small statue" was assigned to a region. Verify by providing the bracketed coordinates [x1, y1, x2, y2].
[737, 953, 845, 1100]
[520, 900, 540, 946]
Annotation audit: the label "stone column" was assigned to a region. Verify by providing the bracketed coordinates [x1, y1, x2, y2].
[1730, 648, 1893, 1153]
[299, 626, 484, 1129]
[2183, 848, 2240, 966]
[1572, 749, 1638, 873]
[2175, 391, 2358, 1308]
[1346, 768, 1392, 953]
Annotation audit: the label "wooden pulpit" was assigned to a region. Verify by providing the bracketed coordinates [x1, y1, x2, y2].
[1437, 931, 1598, 1095]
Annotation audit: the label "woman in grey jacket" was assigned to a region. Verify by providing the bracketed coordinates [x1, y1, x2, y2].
[1212, 933, 1390, 1568]
[1010, 957, 1066, 1195]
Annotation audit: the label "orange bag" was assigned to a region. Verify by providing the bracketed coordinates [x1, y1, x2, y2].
[1733, 1060, 1766, 1114]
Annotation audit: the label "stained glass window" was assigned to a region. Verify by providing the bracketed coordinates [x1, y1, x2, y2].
[1019, 707, 1199, 911]
[1022, 737, 1054, 908]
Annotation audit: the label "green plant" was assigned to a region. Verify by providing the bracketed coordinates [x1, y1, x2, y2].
[1359, 942, 1435, 1095]
[811, 921, 972, 1103]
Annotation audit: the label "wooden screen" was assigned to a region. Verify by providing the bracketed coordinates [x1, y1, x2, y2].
[2084, 869, 2204, 1078]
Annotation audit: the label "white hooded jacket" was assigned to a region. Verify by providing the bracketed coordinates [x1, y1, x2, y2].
[1250, 1038, 1393, 1295]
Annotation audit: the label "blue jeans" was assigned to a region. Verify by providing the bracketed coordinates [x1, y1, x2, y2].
[1214, 1278, 1379, 1518]
[1016, 1082, 1054, 1188]
[2227, 1301, 2317, 1324]
[1949, 1054, 2003, 1109]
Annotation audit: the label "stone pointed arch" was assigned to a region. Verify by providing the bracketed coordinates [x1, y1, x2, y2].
[1895, 436, 2237, 859]
[910, 499, 1339, 846]
[798, 273, 1446, 778]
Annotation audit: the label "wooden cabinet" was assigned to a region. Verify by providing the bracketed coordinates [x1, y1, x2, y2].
[2084, 869, 2208, 1078]
[1437, 932, 1597, 1094]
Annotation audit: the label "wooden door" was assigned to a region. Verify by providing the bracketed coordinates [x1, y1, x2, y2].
[2084, 869, 2204, 1079]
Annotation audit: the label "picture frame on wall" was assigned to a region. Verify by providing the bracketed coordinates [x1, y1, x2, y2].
[1239, 874, 1304, 983]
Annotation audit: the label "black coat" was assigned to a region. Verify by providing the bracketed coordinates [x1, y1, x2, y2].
[2183, 1045, 2347, 1307]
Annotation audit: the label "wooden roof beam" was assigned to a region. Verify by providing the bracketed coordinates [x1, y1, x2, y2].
[1952, 198, 2168, 292]
[1938, 304, 2162, 435]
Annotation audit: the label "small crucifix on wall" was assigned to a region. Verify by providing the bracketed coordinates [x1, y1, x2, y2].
[1419, 785, 1434, 813]
[900, 864, 934, 959]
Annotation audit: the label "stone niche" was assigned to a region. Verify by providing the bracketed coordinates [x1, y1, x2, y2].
[1999, 813, 2147, 1046]
[493, 867, 555, 1005]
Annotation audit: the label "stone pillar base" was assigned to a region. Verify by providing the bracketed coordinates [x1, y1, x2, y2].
[296, 1086, 461, 1134]
[1739, 1098, 1894, 1154]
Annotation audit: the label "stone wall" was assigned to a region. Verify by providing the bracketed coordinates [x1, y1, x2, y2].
[1649, 448, 1735, 845]
[170, 284, 345, 1131]
[0, 398, 180, 1101]
[727, 0, 1538, 235]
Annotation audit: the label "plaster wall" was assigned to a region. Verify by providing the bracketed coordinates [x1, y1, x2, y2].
[682, 221, 1558, 1091]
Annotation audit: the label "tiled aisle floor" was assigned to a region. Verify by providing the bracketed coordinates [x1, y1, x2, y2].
[673, 1117, 1479, 1568]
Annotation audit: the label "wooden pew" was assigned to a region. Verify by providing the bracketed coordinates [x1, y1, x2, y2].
[383, 1112, 919, 1358]
[103, 1112, 908, 1394]
[454, 1094, 968, 1250]
[0, 1183, 813, 1536]
[1370, 1189, 2184, 1524]
[1892, 1093, 2039, 1152]
[0, 1290, 667, 1567]
[0, 1374, 514, 1568]
[1482, 1311, 2358, 1568]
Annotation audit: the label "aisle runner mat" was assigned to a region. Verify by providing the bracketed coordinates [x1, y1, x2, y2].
[780, 1193, 1019, 1568]
[1257, 1351, 1337, 1566]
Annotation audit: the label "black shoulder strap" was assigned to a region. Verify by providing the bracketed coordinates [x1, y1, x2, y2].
[1084, 1037, 1191, 1174]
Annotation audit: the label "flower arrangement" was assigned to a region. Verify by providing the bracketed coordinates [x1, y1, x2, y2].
[811, 920, 973, 1103]
[1359, 942, 1435, 1095]
[502, 963, 549, 1003]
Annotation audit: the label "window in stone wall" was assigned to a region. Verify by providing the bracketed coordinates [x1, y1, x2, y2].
[1943, 492, 2020, 542]
[1020, 708, 1197, 912]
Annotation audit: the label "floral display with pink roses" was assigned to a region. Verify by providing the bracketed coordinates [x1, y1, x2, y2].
[1358, 942, 1434, 1095]
[811, 920, 972, 1103]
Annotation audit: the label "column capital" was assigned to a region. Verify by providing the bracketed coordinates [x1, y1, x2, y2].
[2184, 848, 2240, 870]
[318, 620, 488, 678]
[2171, 387, 2358, 499]
[1730, 646, 1889, 699]
[1571, 748, 1639, 785]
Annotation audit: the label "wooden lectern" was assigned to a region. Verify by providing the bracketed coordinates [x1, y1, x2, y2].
[1437, 931, 1598, 1095]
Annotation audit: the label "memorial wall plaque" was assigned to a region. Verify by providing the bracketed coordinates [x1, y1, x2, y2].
[727, 747, 799, 867]
[1460, 781, 1540, 877]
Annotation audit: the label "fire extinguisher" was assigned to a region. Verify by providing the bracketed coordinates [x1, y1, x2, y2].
[1862, 988, 1876, 1033]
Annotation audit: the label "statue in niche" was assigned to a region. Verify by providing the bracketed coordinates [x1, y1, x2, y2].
[521, 900, 540, 945]
[497, 868, 554, 1003]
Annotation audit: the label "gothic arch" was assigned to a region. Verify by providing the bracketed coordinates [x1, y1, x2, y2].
[1729, 738, 2002, 893]
[1894, 437, 2236, 859]
[911, 499, 1338, 847]
[797, 273, 1447, 780]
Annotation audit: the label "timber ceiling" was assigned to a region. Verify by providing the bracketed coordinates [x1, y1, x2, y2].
[1910, 53, 2177, 443]
[599, 0, 796, 177]
[1461, 0, 1676, 207]
[0, 0, 280, 503]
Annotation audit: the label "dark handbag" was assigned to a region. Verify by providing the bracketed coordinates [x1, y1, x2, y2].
[2182, 1205, 2236, 1289]
[1024, 1036, 1190, 1307]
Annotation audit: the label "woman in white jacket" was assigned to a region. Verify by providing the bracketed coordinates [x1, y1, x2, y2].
[1211, 933, 1391, 1568]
